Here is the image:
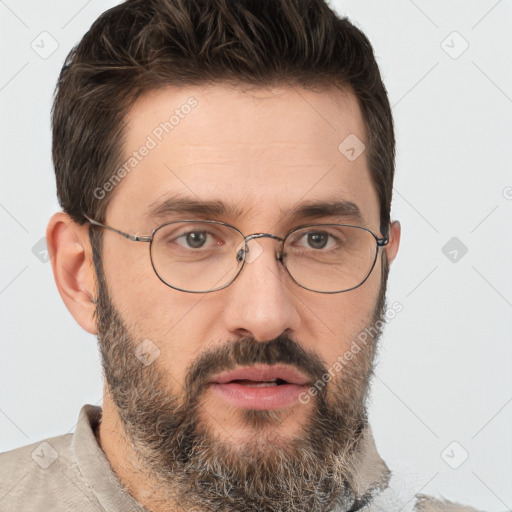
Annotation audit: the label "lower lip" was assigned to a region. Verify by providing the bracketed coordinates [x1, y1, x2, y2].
[210, 382, 308, 410]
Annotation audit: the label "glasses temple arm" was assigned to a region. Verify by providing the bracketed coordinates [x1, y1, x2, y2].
[83, 215, 151, 242]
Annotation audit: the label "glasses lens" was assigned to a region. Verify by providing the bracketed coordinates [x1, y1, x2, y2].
[150, 221, 245, 292]
[283, 225, 378, 293]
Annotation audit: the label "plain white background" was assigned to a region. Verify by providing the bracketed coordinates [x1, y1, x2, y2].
[1, 1, 511, 510]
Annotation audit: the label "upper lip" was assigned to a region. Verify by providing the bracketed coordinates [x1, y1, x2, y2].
[210, 364, 311, 386]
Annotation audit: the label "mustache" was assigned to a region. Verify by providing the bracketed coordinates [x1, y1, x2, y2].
[184, 334, 328, 399]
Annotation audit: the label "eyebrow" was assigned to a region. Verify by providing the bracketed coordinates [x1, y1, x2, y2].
[281, 199, 364, 224]
[146, 195, 246, 220]
[146, 195, 364, 225]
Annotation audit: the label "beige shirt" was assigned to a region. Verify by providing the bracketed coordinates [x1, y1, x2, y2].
[0, 405, 484, 512]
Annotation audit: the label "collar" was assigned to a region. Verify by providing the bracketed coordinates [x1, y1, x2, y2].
[72, 405, 146, 512]
[331, 423, 392, 511]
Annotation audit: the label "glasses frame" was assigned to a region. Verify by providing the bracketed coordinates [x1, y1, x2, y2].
[84, 215, 389, 294]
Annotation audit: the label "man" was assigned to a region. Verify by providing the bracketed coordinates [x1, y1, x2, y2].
[0, 0, 483, 511]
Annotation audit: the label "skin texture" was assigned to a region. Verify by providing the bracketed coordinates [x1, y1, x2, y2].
[47, 83, 401, 511]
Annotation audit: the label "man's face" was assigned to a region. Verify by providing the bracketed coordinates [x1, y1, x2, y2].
[93, 84, 398, 511]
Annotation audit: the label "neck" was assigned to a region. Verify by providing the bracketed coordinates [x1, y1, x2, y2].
[96, 392, 179, 512]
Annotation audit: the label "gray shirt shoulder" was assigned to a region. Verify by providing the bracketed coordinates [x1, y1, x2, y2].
[0, 433, 101, 512]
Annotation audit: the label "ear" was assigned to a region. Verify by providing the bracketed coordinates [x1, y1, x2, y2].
[385, 220, 401, 266]
[46, 212, 98, 334]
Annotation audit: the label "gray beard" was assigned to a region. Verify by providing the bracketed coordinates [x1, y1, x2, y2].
[92, 239, 389, 512]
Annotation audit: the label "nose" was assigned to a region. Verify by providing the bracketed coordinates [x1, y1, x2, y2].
[222, 237, 301, 342]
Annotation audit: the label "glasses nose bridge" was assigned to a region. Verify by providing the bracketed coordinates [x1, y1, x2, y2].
[244, 232, 283, 244]
[240, 232, 284, 262]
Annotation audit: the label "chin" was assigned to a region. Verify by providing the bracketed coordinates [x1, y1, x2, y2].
[203, 404, 308, 449]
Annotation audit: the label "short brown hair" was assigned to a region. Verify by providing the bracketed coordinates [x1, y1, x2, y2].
[52, 0, 395, 237]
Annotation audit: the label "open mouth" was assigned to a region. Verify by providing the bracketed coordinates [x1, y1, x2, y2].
[211, 364, 310, 387]
[228, 378, 288, 387]
[209, 366, 311, 410]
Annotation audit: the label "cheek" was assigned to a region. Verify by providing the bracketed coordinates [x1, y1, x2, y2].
[309, 268, 382, 366]
[103, 254, 223, 387]
[104, 253, 150, 316]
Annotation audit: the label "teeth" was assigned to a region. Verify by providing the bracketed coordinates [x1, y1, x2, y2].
[245, 381, 278, 387]
[233, 380, 279, 387]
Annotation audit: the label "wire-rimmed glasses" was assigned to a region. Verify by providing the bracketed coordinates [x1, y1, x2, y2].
[85, 215, 389, 294]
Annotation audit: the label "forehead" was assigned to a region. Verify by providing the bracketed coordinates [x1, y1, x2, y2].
[109, 83, 380, 231]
